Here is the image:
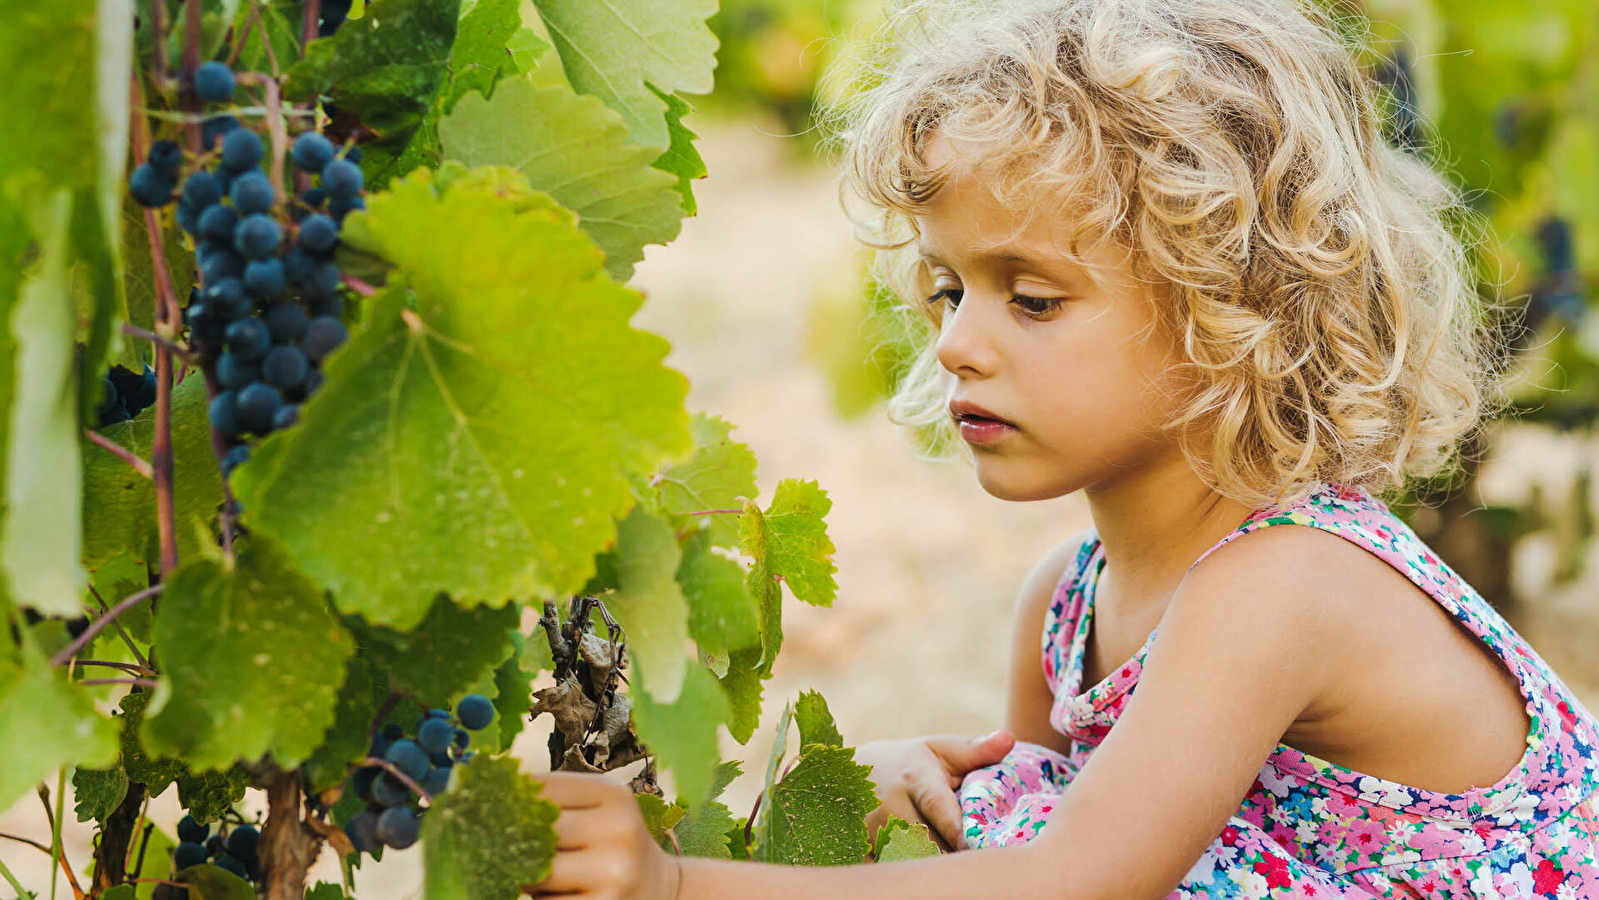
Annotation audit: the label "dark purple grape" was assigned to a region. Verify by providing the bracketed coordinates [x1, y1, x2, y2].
[298, 214, 338, 254]
[198, 204, 239, 245]
[236, 382, 283, 434]
[375, 807, 420, 849]
[344, 808, 379, 854]
[129, 164, 174, 206]
[234, 214, 281, 259]
[220, 128, 264, 171]
[173, 841, 207, 870]
[264, 302, 309, 343]
[229, 170, 275, 215]
[262, 345, 309, 391]
[457, 694, 493, 730]
[292, 132, 335, 172]
[209, 391, 242, 437]
[320, 159, 363, 199]
[181, 170, 222, 209]
[216, 351, 261, 390]
[221, 443, 250, 476]
[226, 825, 259, 860]
[194, 61, 236, 103]
[384, 739, 430, 780]
[224, 316, 272, 361]
[244, 257, 286, 298]
[148, 140, 183, 178]
[370, 771, 410, 807]
[272, 403, 300, 430]
[301, 316, 347, 363]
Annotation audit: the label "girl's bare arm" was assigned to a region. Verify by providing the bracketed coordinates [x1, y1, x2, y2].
[533, 527, 1337, 900]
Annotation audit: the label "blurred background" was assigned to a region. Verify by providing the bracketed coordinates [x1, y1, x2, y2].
[5, 0, 1597, 895]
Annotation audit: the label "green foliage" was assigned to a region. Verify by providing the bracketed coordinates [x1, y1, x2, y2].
[236, 167, 694, 629]
[142, 536, 355, 771]
[794, 689, 843, 749]
[752, 744, 879, 865]
[629, 661, 730, 810]
[421, 756, 560, 900]
[872, 815, 941, 862]
[528, 0, 719, 148]
[353, 593, 518, 705]
[0, 644, 119, 812]
[439, 76, 688, 283]
[738, 478, 839, 674]
[285, 0, 462, 185]
[71, 764, 128, 823]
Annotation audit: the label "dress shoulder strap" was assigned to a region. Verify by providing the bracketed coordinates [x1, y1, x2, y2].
[1040, 527, 1102, 694]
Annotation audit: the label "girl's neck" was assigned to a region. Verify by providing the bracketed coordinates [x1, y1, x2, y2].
[1083, 460, 1261, 618]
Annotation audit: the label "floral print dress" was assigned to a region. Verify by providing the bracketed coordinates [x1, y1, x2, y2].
[958, 482, 1599, 897]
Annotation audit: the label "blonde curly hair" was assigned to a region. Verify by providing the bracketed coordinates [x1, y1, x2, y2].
[816, 0, 1514, 510]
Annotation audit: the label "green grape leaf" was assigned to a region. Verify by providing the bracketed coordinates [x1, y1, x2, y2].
[0, 0, 130, 419]
[630, 662, 729, 810]
[236, 167, 692, 630]
[752, 745, 879, 866]
[636, 793, 687, 842]
[446, 0, 534, 110]
[282, 0, 460, 185]
[608, 506, 689, 703]
[494, 631, 535, 747]
[72, 764, 129, 823]
[0, 644, 119, 812]
[670, 759, 740, 857]
[716, 645, 765, 744]
[301, 652, 388, 794]
[101, 885, 138, 900]
[646, 83, 707, 216]
[794, 689, 844, 749]
[179, 862, 254, 900]
[305, 883, 352, 900]
[439, 76, 686, 283]
[3, 186, 85, 615]
[528, 0, 717, 148]
[421, 755, 560, 900]
[653, 414, 758, 549]
[739, 479, 838, 674]
[727, 816, 750, 860]
[765, 699, 794, 787]
[175, 766, 249, 823]
[355, 593, 518, 705]
[116, 690, 184, 797]
[115, 194, 191, 368]
[229, 1, 301, 78]
[872, 815, 941, 862]
[677, 527, 759, 658]
[142, 536, 355, 771]
[81, 373, 223, 571]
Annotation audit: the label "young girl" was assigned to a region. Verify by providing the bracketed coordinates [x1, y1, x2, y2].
[525, 0, 1599, 896]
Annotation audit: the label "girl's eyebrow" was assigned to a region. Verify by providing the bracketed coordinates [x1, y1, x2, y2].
[917, 244, 1036, 265]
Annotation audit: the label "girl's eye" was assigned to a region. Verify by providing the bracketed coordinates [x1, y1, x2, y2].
[923, 288, 1062, 316]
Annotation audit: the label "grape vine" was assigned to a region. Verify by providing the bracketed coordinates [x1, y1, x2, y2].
[0, 1, 934, 899]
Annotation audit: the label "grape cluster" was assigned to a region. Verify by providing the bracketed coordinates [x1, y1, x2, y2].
[341, 695, 496, 855]
[171, 815, 260, 883]
[128, 59, 361, 479]
[94, 364, 157, 427]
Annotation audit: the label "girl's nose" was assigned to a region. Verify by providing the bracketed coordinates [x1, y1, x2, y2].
[935, 291, 1002, 377]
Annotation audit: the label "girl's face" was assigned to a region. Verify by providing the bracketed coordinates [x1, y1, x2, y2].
[915, 136, 1194, 502]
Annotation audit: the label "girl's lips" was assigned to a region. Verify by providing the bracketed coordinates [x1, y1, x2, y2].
[958, 417, 1016, 444]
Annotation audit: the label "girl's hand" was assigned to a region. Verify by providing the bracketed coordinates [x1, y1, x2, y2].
[856, 730, 1016, 853]
[526, 770, 682, 900]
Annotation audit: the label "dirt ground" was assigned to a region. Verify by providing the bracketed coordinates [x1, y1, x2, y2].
[3, 118, 1596, 897]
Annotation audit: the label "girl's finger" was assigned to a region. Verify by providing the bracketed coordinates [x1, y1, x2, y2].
[533, 770, 617, 809]
[550, 806, 626, 850]
[525, 847, 628, 896]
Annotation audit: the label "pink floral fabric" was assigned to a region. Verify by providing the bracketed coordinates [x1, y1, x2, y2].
[959, 482, 1599, 897]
